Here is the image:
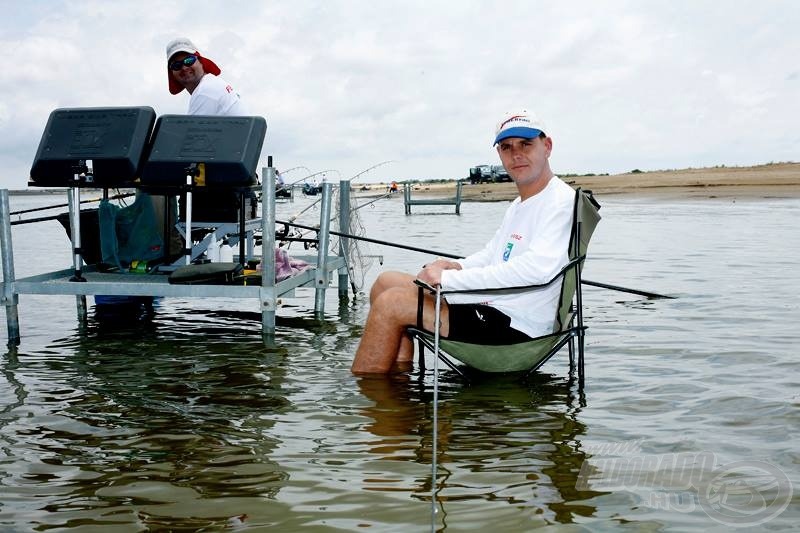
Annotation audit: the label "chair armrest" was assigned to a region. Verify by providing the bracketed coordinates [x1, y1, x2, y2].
[413, 279, 437, 293]
[434, 255, 585, 296]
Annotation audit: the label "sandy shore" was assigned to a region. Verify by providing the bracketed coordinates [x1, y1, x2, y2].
[364, 162, 800, 201]
[13, 162, 800, 202]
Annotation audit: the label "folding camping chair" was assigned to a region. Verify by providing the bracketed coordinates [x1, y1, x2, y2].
[408, 187, 601, 384]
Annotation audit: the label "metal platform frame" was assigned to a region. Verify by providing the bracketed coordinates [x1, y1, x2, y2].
[0, 166, 352, 345]
[403, 180, 463, 215]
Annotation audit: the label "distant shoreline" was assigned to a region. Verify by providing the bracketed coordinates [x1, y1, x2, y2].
[568, 161, 800, 199]
[365, 162, 800, 201]
[9, 162, 800, 201]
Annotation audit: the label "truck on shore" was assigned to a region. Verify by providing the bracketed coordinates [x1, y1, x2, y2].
[468, 164, 510, 184]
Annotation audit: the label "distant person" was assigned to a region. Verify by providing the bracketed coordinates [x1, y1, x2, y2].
[166, 37, 246, 116]
[275, 170, 291, 198]
[351, 110, 574, 374]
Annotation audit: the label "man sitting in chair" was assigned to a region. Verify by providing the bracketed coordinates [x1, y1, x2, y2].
[351, 110, 575, 374]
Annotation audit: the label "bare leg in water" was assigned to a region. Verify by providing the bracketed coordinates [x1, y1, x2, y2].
[351, 271, 450, 374]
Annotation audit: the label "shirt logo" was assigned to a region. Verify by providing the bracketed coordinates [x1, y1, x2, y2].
[503, 242, 514, 261]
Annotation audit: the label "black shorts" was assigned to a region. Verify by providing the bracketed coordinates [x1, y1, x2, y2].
[445, 304, 531, 345]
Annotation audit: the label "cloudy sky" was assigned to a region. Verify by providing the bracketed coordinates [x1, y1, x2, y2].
[1, 0, 798, 188]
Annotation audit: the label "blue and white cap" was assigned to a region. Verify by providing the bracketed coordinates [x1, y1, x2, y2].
[494, 110, 546, 145]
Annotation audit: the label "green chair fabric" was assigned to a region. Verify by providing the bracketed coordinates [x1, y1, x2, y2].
[409, 187, 601, 377]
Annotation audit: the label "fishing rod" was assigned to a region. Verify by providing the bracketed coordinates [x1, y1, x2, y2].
[288, 169, 341, 187]
[11, 213, 65, 226]
[351, 192, 392, 212]
[576, 279, 674, 299]
[289, 192, 392, 240]
[10, 191, 136, 216]
[349, 160, 395, 183]
[277, 219, 463, 258]
[285, 187, 393, 243]
[275, 220, 675, 300]
[276, 166, 310, 177]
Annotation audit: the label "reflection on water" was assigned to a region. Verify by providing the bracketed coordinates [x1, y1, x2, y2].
[356, 372, 606, 525]
[2, 323, 292, 529]
[1, 194, 798, 530]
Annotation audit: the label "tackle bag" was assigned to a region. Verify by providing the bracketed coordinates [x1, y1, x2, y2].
[99, 193, 165, 269]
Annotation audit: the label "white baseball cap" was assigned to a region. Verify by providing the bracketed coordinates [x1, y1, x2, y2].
[494, 110, 546, 145]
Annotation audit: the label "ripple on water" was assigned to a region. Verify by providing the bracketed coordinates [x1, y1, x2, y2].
[0, 195, 798, 530]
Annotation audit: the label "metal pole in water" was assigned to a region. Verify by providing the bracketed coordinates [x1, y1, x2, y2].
[337, 180, 351, 300]
[68, 168, 86, 282]
[184, 168, 194, 265]
[261, 159, 277, 339]
[0, 190, 20, 345]
[431, 287, 442, 531]
[67, 177, 87, 322]
[314, 182, 333, 315]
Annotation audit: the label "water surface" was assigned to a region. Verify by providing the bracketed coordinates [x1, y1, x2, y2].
[0, 192, 798, 531]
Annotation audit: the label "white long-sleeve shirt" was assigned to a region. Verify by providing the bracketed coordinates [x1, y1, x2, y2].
[441, 176, 574, 338]
[188, 74, 247, 116]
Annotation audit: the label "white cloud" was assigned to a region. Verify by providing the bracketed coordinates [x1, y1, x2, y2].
[1, 0, 799, 188]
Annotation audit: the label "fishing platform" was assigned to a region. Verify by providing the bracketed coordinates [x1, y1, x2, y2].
[403, 180, 463, 214]
[0, 106, 352, 345]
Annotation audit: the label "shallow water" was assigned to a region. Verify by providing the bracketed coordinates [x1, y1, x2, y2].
[0, 191, 798, 531]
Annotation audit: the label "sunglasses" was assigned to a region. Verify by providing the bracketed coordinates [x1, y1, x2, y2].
[169, 55, 198, 71]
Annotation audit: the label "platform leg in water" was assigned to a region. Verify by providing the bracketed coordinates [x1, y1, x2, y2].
[0, 190, 20, 345]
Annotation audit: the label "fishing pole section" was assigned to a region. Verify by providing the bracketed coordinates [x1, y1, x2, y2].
[273, 219, 675, 300]
[12, 181, 672, 301]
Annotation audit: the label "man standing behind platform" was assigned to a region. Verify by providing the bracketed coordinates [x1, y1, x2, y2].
[94, 38, 250, 319]
[164, 36, 256, 232]
[166, 37, 246, 116]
